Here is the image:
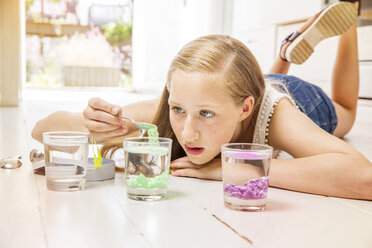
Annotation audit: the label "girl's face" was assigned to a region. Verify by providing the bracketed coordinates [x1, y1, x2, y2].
[168, 70, 245, 165]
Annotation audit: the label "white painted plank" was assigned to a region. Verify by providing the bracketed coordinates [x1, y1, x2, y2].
[0, 107, 46, 248]
[33, 175, 152, 248]
[169, 177, 372, 248]
[102, 175, 253, 248]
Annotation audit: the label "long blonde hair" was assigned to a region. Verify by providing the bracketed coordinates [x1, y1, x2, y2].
[102, 34, 266, 161]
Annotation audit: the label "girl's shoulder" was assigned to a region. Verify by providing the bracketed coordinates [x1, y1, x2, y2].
[253, 85, 297, 156]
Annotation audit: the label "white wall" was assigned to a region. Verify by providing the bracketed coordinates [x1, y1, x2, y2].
[231, 0, 322, 74]
[132, 0, 233, 92]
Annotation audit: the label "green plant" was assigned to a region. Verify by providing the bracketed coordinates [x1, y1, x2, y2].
[25, 0, 34, 12]
[102, 20, 132, 44]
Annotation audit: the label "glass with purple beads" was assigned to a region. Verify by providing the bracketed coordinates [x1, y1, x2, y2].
[221, 143, 273, 211]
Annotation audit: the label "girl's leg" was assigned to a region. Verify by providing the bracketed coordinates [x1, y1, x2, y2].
[332, 18, 359, 138]
[268, 2, 359, 137]
[269, 58, 291, 75]
[268, 2, 356, 75]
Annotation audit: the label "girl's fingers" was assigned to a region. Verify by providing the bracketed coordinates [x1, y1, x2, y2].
[91, 110, 123, 126]
[172, 156, 191, 162]
[84, 107, 126, 126]
[170, 156, 202, 169]
[88, 97, 121, 115]
[84, 98, 128, 142]
[171, 168, 200, 178]
[85, 119, 123, 132]
[170, 160, 202, 169]
[171, 161, 222, 180]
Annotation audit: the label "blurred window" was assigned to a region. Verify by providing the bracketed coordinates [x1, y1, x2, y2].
[89, 4, 125, 26]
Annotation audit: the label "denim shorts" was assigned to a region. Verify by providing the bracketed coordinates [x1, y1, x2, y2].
[264, 74, 338, 134]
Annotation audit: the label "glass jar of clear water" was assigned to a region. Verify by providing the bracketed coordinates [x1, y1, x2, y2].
[43, 131, 89, 191]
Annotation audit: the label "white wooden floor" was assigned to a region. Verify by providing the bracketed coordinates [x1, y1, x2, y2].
[0, 88, 372, 248]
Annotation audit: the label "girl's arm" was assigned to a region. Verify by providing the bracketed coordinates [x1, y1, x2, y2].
[268, 98, 372, 200]
[82, 97, 159, 141]
[170, 156, 222, 180]
[31, 111, 87, 143]
[31, 98, 159, 143]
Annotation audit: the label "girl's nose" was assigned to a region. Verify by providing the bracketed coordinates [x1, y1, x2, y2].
[181, 116, 200, 142]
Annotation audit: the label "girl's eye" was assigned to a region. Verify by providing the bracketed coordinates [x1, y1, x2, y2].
[172, 107, 184, 114]
[200, 110, 214, 118]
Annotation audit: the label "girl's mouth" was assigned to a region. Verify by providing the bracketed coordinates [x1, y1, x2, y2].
[185, 145, 205, 155]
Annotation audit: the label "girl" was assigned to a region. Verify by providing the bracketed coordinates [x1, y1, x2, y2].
[32, 2, 372, 200]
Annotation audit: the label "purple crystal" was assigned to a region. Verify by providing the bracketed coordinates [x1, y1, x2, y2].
[224, 177, 269, 200]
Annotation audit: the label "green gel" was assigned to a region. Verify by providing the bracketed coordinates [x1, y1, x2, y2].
[147, 127, 158, 138]
[137, 123, 157, 132]
[126, 166, 169, 189]
[146, 124, 158, 145]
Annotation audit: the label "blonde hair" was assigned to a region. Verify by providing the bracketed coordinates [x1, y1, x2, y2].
[102, 34, 266, 161]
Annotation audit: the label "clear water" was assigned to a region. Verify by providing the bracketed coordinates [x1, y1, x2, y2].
[124, 146, 170, 200]
[222, 152, 271, 211]
[44, 143, 88, 191]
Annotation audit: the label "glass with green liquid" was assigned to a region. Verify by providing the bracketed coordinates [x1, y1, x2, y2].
[123, 137, 172, 201]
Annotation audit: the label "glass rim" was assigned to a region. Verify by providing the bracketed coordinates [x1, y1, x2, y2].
[42, 131, 89, 139]
[124, 137, 172, 144]
[221, 143, 273, 151]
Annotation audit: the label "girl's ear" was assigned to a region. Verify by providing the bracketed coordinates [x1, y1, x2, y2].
[239, 96, 255, 121]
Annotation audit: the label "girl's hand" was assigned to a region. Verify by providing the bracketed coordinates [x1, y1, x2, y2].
[83, 97, 128, 141]
[170, 156, 222, 180]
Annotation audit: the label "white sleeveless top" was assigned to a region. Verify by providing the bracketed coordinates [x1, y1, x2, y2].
[252, 84, 296, 158]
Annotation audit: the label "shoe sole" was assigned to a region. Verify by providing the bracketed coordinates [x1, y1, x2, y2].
[286, 2, 357, 64]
